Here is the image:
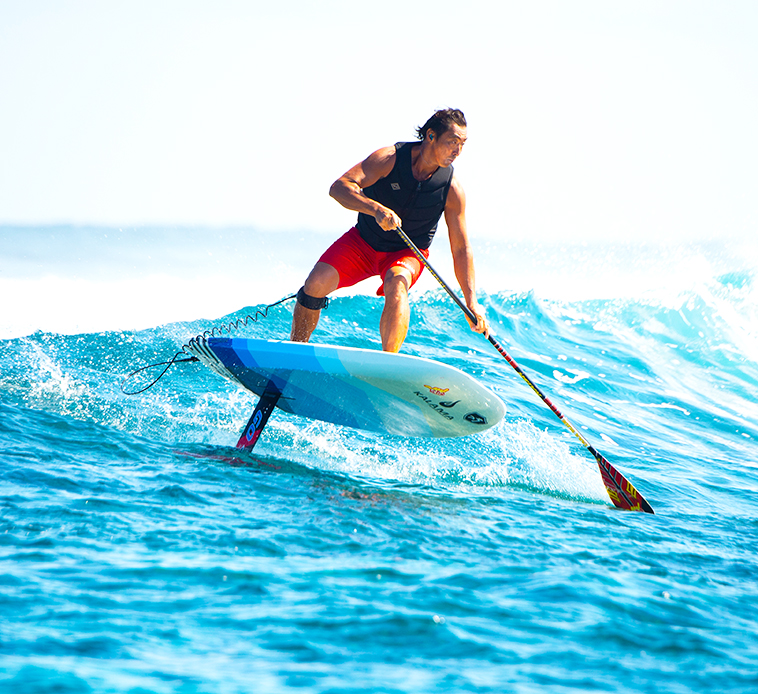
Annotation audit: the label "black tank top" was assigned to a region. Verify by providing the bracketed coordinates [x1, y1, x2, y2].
[356, 142, 454, 252]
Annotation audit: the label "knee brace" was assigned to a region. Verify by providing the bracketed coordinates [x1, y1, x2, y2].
[296, 286, 329, 311]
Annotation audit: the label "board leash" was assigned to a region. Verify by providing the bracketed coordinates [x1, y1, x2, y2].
[394, 225, 654, 514]
[120, 293, 297, 395]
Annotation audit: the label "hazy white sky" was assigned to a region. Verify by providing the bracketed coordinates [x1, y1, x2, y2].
[1, 0, 757, 242]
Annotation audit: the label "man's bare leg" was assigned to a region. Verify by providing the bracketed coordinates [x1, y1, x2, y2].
[290, 262, 340, 343]
[380, 267, 412, 353]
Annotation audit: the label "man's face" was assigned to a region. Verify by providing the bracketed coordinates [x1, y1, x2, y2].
[433, 124, 467, 167]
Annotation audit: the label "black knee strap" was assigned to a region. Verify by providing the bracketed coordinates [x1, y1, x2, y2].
[297, 286, 329, 311]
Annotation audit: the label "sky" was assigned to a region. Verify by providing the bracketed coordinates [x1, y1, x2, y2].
[1, 0, 757, 243]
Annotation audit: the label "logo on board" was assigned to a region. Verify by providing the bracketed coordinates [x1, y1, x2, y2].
[413, 391, 454, 421]
[424, 385, 449, 397]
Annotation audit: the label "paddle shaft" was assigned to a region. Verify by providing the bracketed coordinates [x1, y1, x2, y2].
[395, 226, 654, 513]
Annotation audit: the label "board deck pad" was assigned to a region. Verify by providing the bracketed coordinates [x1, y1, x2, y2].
[187, 337, 506, 438]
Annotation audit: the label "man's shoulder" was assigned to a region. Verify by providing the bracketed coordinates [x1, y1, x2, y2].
[369, 144, 400, 161]
[362, 145, 399, 180]
[367, 142, 418, 161]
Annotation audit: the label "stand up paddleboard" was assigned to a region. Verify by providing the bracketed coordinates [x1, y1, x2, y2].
[186, 337, 505, 449]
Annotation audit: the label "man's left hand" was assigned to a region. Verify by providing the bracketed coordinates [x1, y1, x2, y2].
[467, 302, 490, 338]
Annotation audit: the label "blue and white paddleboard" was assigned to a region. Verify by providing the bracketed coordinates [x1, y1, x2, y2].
[186, 337, 505, 438]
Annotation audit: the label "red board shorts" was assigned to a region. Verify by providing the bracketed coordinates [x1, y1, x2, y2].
[319, 227, 429, 296]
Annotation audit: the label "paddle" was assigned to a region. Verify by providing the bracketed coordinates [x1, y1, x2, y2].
[395, 226, 655, 514]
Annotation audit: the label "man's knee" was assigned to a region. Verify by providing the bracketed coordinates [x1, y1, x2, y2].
[383, 270, 411, 300]
[303, 262, 339, 299]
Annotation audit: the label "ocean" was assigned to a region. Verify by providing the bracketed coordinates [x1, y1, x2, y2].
[1, 225, 757, 693]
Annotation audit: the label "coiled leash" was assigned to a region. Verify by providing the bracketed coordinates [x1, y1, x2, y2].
[120, 292, 307, 395]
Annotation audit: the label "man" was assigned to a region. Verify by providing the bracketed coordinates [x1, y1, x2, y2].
[290, 108, 488, 352]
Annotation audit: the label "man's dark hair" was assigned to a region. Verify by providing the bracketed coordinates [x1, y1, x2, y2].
[415, 108, 467, 140]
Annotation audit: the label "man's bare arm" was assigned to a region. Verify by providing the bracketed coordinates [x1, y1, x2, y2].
[329, 147, 401, 230]
[445, 176, 489, 335]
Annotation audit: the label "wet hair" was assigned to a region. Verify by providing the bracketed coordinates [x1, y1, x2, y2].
[415, 108, 467, 141]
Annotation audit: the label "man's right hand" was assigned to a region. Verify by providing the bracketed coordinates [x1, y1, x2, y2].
[374, 206, 402, 231]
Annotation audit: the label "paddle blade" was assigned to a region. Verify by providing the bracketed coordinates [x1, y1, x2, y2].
[595, 453, 655, 514]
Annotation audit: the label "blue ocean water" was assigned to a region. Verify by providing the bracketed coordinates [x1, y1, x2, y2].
[1, 226, 758, 693]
